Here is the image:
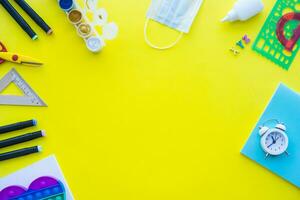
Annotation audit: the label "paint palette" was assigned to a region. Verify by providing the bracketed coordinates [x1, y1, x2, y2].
[252, 0, 300, 70]
[58, 0, 118, 52]
[0, 176, 66, 200]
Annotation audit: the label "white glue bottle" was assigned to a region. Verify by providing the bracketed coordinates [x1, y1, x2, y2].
[221, 0, 264, 22]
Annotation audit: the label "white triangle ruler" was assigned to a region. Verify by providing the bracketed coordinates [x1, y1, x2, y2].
[0, 68, 47, 106]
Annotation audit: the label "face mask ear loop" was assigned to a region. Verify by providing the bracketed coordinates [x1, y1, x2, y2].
[144, 18, 183, 50]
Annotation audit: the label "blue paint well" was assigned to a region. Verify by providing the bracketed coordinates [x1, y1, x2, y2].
[59, 0, 73, 11]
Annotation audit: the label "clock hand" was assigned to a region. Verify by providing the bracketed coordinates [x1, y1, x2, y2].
[267, 136, 277, 148]
[271, 136, 276, 143]
[275, 134, 281, 142]
[267, 142, 274, 148]
[274, 133, 279, 141]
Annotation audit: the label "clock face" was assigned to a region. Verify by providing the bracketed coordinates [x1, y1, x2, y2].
[261, 129, 288, 156]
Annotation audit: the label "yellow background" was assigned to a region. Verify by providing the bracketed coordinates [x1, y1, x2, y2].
[0, 0, 300, 199]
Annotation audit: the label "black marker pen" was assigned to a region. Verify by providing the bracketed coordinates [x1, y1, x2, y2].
[0, 0, 37, 40]
[0, 130, 45, 148]
[0, 119, 37, 134]
[14, 0, 53, 35]
[0, 146, 41, 161]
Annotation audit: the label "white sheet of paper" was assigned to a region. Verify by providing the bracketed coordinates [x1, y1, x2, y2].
[0, 155, 74, 200]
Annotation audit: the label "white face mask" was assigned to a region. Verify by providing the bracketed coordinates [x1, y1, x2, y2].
[144, 0, 203, 50]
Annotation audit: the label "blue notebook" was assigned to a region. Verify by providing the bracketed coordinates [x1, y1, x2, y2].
[241, 83, 300, 188]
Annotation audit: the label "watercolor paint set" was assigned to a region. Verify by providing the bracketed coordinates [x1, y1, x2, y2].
[58, 0, 118, 52]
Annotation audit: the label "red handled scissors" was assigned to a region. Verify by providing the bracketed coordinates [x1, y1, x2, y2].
[0, 42, 43, 66]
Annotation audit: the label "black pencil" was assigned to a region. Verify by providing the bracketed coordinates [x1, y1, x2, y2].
[0, 146, 41, 161]
[0, 130, 45, 148]
[0, 119, 37, 134]
[14, 0, 52, 35]
[0, 0, 37, 40]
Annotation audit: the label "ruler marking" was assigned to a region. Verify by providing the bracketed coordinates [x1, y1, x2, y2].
[0, 68, 47, 106]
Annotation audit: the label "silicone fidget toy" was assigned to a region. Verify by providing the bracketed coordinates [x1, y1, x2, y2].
[0, 176, 66, 200]
[252, 0, 300, 70]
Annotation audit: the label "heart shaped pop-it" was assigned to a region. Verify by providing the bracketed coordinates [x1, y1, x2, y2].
[0, 176, 66, 200]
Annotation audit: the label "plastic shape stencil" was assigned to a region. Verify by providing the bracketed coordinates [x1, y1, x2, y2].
[252, 0, 300, 70]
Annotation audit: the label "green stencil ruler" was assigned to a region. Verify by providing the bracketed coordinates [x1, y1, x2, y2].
[252, 0, 300, 70]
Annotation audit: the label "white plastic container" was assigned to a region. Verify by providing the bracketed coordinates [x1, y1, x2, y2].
[221, 0, 264, 22]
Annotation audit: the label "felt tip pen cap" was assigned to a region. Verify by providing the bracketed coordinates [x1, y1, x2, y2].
[32, 119, 37, 126]
[37, 145, 42, 152]
[32, 35, 38, 40]
[47, 29, 53, 35]
[41, 130, 46, 136]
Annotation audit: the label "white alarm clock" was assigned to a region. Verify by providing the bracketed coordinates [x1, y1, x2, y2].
[259, 120, 289, 157]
